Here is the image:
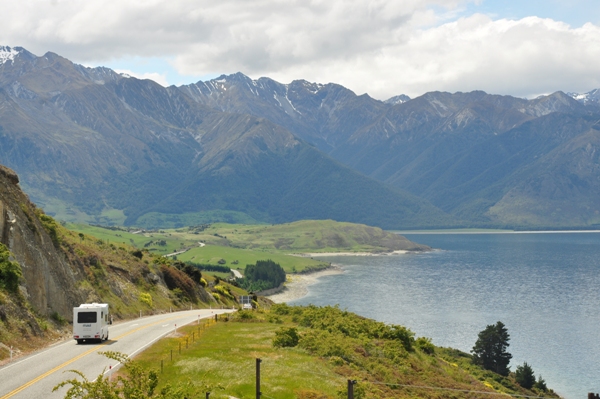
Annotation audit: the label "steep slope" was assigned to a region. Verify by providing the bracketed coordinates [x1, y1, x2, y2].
[0, 164, 216, 318]
[0, 46, 450, 229]
[184, 74, 600, 228]
[0, 164, 85, 318]
[486, 120, 600, 227]
[0, 164, 227, 358]
[180, 73, 388, 152]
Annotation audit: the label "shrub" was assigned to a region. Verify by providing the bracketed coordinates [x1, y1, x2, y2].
[50, 311, 67, 326]
[273, 327, 300, 348]
[139, 292, 153, 307]
[237, 310, 254, 320]
[172, 261, 202, 282]
[212, 293, 220, 301]
[0, 243, 22, 293]
[299, 329, 358, 363]
[271, 303, 292, 315]
[213, 285, 233, 300]
[199, 278, 207, 287]
[415, 337, 435, 355]
[131, 250, 143, 259]
[160, 264, 198, 301]
[297, 305, 414, 351]
[267, 314, 283, 324]
[38, 213, 60, 248]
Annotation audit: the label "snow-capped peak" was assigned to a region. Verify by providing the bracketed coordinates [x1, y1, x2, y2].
[0, 46, 20, 65]
[384, 94, 411, 105]
[567, 89, 600, 105]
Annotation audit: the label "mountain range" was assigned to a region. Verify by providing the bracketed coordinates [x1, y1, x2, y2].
[1, 45, 599, 229]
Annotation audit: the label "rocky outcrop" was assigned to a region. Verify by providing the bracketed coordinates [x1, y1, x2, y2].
[0, 166, 85, 319]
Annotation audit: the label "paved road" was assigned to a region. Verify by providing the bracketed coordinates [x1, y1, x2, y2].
[0, 308, 234, 399]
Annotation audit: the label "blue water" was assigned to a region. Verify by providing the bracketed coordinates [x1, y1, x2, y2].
[290, 232, 600, 399]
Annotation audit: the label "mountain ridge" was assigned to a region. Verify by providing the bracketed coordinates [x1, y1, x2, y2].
[0, 46, 452, 229]
[2, 45, 600, 228]
[183, 71, 600, 228]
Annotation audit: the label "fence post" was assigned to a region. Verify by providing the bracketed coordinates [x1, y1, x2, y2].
[348, 380, 356, 399]
[256, 358, 262, 399]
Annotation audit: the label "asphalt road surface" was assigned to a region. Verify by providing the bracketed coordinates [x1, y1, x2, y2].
[0, 308, 234, 399]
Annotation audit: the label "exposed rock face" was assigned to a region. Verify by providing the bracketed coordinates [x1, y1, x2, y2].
[0, 166, 85, 319]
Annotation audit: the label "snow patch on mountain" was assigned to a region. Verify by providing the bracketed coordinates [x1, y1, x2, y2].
[568, 89, 600, 105]
[384, 94, 411, 105]
[0, 46, 20, 65]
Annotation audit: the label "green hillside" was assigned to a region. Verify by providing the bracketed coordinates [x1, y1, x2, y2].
[66, 220, 430, 274]
[76, 305, 558, 399]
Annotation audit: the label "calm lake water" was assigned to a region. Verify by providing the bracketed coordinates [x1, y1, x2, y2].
[290, 232, 600, 399]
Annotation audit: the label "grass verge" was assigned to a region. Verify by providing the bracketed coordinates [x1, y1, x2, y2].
[131, 316, 344, 398]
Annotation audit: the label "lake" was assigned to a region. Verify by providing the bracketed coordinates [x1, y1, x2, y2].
[289, 232, 600, 399]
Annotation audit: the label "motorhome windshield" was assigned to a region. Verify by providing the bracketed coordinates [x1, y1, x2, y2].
[77, 312, 97, 323]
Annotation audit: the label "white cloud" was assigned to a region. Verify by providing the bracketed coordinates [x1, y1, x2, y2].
[1, 0, 599, 99]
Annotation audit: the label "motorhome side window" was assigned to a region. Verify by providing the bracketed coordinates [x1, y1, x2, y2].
[77, 312, 97, 323]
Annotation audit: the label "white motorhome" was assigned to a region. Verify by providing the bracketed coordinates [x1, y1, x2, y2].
[73, 303, 111, 344]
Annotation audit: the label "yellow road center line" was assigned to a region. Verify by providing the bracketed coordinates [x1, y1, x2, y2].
[0, 313, 211, 399]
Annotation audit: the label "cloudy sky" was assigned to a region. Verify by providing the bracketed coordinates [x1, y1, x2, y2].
[2, 0, 600, 100]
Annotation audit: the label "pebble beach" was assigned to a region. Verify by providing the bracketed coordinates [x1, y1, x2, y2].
[267, 265, 344, 303]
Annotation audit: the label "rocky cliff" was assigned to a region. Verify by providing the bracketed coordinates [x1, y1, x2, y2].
[0, 165, 85, 319]
[0, 165, 217, 329]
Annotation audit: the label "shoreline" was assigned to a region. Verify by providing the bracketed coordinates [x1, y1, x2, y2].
[292, 249, 413, 257]
[270, 249, 423, 303]
[267, 265, 344, 303]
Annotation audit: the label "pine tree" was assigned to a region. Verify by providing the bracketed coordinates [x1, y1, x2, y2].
[515, 362, 536, 389]
[471, 321, 512, 376]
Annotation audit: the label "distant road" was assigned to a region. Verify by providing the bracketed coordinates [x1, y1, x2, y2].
[0, 309, 234, 399]
[165, 241, 205, 257]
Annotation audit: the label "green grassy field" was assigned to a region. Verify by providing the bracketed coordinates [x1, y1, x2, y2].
[66, 223, 198, 255]
[176, 245, 328, 273]
[66, 223, 329, 273]
[131, 318, 345, 399]
[187, 220, 414, 253]
[67, 219, 416, 273]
